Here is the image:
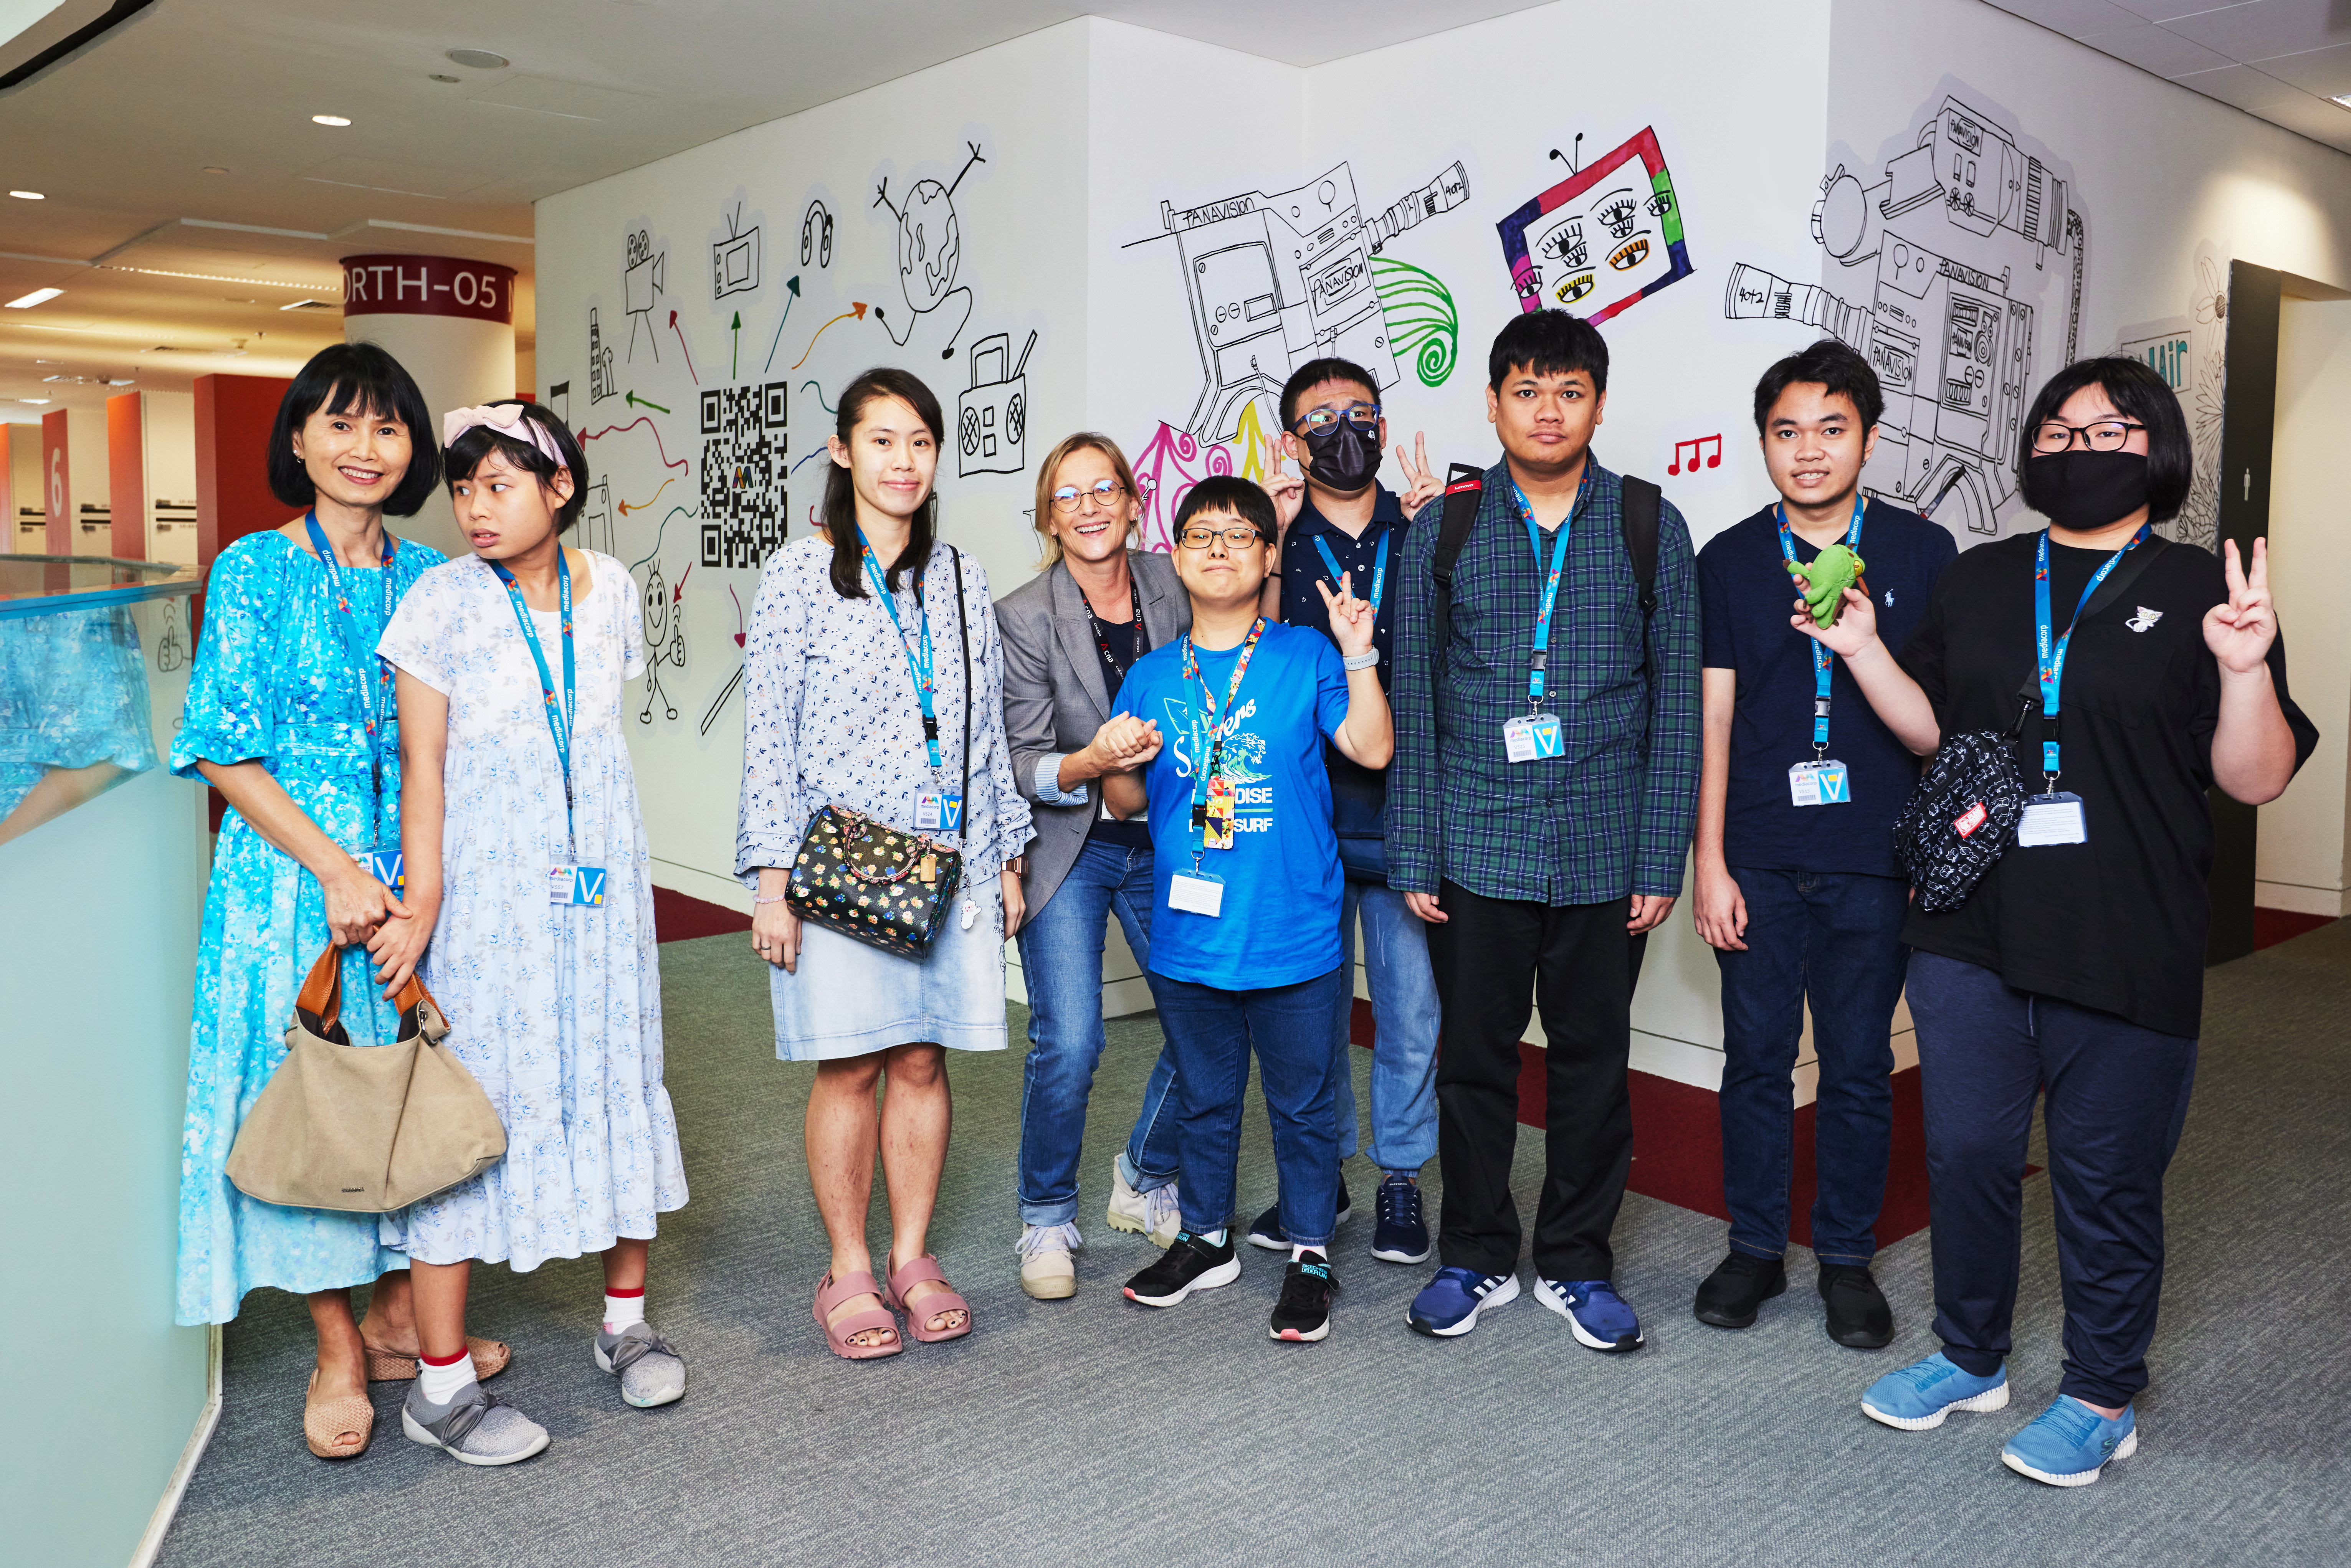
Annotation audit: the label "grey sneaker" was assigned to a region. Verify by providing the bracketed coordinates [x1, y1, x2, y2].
[595, 1322, 688, 1408]
[400, 1381, 550, 1466]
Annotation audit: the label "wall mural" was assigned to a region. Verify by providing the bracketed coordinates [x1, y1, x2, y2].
[2113, 242, 2225, 550]
[1497, 126, 1693, 324]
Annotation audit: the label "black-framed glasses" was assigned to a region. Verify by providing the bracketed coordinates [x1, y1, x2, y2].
[2031, 419, 2146, 454]
[1050, 479, 1126, 513]
[1293, 403, 1380, 436]
[1176, 523, 1266, 549]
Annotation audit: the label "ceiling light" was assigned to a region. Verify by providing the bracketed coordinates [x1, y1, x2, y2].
[311, 114, 351, 126]
[446, 48, 508, 69]
[201, 165, 229, 175]
[5, 288, 64, 308]
[8, 190, 43, 200]
[2334, 93, 2351, 109]
[279, 298, 336, 312]
[19, 398, 49, 404]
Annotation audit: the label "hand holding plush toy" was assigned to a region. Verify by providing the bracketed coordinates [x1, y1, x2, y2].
[1789, 545, 1866, 629]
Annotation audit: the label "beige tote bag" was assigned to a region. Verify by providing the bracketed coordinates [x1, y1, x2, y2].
[226, 944, 507, 1213]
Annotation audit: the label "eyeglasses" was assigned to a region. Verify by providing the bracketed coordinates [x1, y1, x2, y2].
[1176, 524, 1267, 549]
[2030, 419, 2147, 454]
[1050, 479, 1126, 512]
[1293, 403, 1380, 436]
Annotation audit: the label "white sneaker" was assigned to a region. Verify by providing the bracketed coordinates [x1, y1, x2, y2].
[1106, 1164, 1182, 1248]
[1018, 1222, 1081, 1300]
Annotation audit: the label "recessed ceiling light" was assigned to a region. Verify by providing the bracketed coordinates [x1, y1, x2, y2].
[201, 165, 229, 175]
[5, 288, 64, 309]
[19, 398, 49, 405]
[429, 73, 460, 83]
[445, 48, 508, 69]
[8, 190, 43, 200]
[312, 114, 351, 127]
[2333, 93, 2351, 109]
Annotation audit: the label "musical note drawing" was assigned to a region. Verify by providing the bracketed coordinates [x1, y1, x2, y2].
[1668, 434, 1721, 475]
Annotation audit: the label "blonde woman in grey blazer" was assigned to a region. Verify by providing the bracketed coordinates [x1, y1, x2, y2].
[995, 433, 1191, 1300]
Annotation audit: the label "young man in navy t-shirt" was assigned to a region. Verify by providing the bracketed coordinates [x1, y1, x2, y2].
[1690, 340, 1955, 1348]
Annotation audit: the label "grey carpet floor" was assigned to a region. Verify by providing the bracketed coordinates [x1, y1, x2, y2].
[158, 922, 2351, 1567]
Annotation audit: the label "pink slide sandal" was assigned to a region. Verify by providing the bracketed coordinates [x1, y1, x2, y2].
[813, 1271, 902, 1360]
[885, 1255, 974, 1344]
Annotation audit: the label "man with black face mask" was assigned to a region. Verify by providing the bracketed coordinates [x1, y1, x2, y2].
[1251, 357, 1444, 1267]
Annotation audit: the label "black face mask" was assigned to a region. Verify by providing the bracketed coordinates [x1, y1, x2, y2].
[2022, 451, 2151, 531]
[1301, 418, 1381, 492]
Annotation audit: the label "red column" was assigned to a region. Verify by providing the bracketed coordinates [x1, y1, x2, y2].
[107, 392, 145, 561]
[193, 373, 293, 568]
[40, 409, 69, 555]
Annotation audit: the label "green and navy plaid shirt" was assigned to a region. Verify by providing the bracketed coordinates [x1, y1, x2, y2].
[1386, 455, 1700, 904]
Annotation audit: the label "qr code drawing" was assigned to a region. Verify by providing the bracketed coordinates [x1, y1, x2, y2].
[699, 380, 789, 569]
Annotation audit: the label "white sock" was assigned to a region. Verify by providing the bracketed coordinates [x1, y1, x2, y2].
[603, 1288, 646, 1334]
[1291, 1243, 1325, 1262]
[1199, 1227, 1228, 1247]
[416, 1351, 477, 1406]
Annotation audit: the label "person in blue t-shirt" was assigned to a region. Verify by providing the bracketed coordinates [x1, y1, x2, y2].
[1690, 340, 1955, 1348]
[1101, 475, 1392, 1343]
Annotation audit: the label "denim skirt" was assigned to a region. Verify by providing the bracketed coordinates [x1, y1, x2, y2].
[769, 876, 1010, 1061]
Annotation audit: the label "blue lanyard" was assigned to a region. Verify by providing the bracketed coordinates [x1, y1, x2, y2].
[1180, 619, 1263, 865]
[489, 551, 577, 845]
[2034, 524, 2149, 783]
[1509, 474, 1586, 710]
[304, 512, 397, 824]
[1776, 496, 1867, 755]
[1310, 526, 1389, 617]
[859, 532, 941, 769]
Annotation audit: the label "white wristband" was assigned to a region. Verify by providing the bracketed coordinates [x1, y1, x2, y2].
[1342, 649, 1378, 670]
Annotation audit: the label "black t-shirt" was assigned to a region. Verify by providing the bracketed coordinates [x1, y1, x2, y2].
[1896, 533, 2317, 1036]
[1699, 499, 1955, 877]
[1086, 605, 1152, 849]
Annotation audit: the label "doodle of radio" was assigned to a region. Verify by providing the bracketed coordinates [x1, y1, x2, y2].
[955, 330, 1036, 479]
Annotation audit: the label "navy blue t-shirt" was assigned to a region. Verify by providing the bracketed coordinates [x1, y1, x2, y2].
[1277, 486, 1407, 856]
[1696, 498, 1955, 877]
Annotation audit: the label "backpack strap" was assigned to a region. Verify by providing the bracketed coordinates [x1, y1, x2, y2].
[1429, 463, 1486, 663]
[1620, 474, 1661, 683]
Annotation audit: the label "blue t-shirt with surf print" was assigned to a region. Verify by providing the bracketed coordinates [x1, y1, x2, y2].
[1112, 618, 1352, 991]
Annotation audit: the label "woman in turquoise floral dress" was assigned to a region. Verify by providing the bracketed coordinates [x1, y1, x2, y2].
[172, 344, 503, 1461]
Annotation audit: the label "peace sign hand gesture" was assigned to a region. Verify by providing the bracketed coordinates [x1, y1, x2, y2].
[1395, 432, 1441, 515]
[1318, 571, 1376, 661]
[2203, 537, 2278, 675]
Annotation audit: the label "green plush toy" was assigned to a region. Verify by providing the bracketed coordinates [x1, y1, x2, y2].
[1789, 545, 1866, 628]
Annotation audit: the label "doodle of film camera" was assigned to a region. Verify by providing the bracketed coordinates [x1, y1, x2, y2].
[956, 330, 1036, 478]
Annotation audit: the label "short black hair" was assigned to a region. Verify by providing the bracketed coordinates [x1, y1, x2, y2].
[1174, 474, 1275, 537]
[2019, 356, 2192, 525]
[1279, 356, 1382, 432]
[267, 342, 441, 516]
[444, 400, 591, 534]
[1752, 339, 1884, 435]
[1487, 309, 1608, 395]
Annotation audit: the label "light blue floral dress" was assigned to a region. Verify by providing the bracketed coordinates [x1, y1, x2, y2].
[377, 550, 687, 1271]
[173, 529, 442, 1326]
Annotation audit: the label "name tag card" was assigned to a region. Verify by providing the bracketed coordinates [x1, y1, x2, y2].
[2017, 793, 2088, 847]
[916, 791, 964, 833]
[1169, 871, 1225, 917]
[1502, 713, 1564, 763]
[355, 846, 404, 897]
[1787, 760, 1852, 808]
[549, 864, 609, 906]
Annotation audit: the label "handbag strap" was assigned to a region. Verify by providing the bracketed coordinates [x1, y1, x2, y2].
[295, 943, 346, 1040]
[952, 544, 971, 847]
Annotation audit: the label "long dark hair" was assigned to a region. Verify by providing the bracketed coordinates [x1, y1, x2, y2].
[825, 366, 944, 599]
[2018, 356, 2192, 524]
[443, 401, 591, 533]
[267, 342, 441, 516]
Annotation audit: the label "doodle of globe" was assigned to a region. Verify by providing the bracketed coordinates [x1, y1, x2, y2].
[894, 178, 962, 311]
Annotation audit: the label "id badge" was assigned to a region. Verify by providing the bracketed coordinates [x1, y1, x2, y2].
[915, 790, 964, 833]
[1787, 760, 1852, 808]
[1202, 776, 1236, 850]
[355, 844, 404, 897]
[1502, 712, 1564, 763]
[549, 864, 609, 906]
[2017, 792, 2088, 847]
[1169, 871, 1225, 917]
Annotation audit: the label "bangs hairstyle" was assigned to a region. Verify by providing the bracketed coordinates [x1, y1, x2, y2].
[1032, 431, 1140, 568]
[267, 342, 441, 516]
[2019, 356, 2192, 525]
[443, 401, 590, 534]
[1488, 309, 1609, 395]
[1279, 355, 1382, 431]
[825, 366, 945, 599]
[1173, 474, 1276, 538]
[1752, 339, 1885, 435]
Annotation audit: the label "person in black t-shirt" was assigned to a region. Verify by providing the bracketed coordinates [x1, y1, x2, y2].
[1691, 342, 1955, 1350]
[1799, 357, 2315, 1488]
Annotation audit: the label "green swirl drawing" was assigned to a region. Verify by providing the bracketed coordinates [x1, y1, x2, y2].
[1371, 256, 1460, 388]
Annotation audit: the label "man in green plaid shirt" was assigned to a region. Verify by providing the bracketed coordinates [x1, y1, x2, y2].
[1388, 311, 1700, 1350]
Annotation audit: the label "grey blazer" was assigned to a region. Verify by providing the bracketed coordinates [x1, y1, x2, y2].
[995, 549, 1190, 915]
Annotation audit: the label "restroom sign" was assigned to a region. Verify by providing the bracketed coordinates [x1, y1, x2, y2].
[341, 253, 517, 325]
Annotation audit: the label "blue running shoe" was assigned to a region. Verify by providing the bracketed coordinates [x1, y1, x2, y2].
[1861, 1351, 2010, 1431]
[1407, 1266, 1520, 1337]
[1535, 1278, 1643, 1352]
[1371, 1173, 1430, 1264]
[2001, 1396, 2137, 1487]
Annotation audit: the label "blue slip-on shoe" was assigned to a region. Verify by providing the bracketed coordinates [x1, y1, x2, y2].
[1370, 1173, 1431, 1265]
[1860, 1351, 2010, 1431]
[2001, 1396, 2137, 1487]
[1534, 1278, 1644, 1352]
[1407, 1266, 1520, 1338]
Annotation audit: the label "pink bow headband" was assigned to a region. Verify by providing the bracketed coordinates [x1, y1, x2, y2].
[442, 403, 565, 465]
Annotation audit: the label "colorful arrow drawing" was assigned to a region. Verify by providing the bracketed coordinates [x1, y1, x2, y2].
[623, 392, 670, 415]
[799, 377, 836, 416]
[729, 311, 742, 380]
[581, 415, 687, 469]
[762, 275, 801, 374]
[791, 301, 868, 372]
[668, 309, 699, 383]
[618, 475, 676, 515]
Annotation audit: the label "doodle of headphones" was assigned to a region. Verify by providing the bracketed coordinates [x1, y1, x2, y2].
[800, 200, 833, 269]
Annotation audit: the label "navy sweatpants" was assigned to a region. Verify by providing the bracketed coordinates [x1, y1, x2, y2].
[1906, 952, 2198, 1408]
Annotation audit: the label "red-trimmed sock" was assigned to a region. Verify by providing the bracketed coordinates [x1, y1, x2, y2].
[416, 1347, 476, 1406]
[603, 1286, 646, 1334]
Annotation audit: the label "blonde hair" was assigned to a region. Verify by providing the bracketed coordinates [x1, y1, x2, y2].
[1032, 432, 1141, 567]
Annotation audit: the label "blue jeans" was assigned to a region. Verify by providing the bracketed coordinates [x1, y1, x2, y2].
[1713, 868, 1910, 1265]
[1014, 841, 1181, 1228]
[1330, 881, 1440, 1173]
[1151, 965, 1346, 1248]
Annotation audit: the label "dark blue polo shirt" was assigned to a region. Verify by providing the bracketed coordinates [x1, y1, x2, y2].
[1696, 497, 1956, 878]
[1278, 485, 1407, 856]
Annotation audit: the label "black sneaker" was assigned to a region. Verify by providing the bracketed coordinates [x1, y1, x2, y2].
[1270, 1252, 1337, 1342]
[1370, 1171, 1431, 1264]
[1819, 1264, 1893, 1349]
[1245, 1181, 1353, 1252]
[1123, 1230, 1241, 1307]
[1693, 1251, 1787, 1328]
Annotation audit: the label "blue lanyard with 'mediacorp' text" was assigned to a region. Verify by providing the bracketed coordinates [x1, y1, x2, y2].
[860, 531, 941, 769]
[2034, 524, 2150, 783]
[1509, 473, 1587, 711]
[1776, 496, 1866, 754]
[305, 512, 397, 825]
[491, 552, 577, 848]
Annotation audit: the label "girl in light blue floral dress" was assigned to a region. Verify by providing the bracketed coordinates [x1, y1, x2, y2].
[374, 401, 687, 1466]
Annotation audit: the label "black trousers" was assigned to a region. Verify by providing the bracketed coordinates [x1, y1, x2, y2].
[1427, 880, 1644, 1281]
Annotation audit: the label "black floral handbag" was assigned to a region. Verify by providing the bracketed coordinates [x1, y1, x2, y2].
[787, 547, 972, 959]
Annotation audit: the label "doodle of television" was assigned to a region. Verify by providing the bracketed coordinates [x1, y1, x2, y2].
[956, 330, 1035, 478]
[1497, 127, 1692, 325]
[712, 210, 760, 300]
